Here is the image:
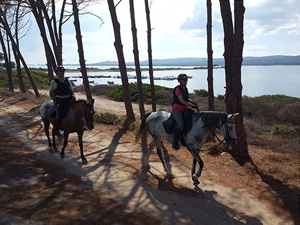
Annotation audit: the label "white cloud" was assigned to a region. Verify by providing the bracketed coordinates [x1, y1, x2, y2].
[18, 0, 300, 65]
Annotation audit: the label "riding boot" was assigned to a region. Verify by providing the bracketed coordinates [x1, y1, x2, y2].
[172, 128, 181, 150]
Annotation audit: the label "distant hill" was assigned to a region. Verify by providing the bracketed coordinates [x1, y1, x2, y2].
[88, 55, 300, 67]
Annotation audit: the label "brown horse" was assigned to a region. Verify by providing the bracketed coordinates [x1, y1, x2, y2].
[40, 99, 95, 164]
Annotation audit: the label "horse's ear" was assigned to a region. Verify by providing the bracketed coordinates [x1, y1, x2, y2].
[87, 99, 95, 105]
[228, 113, 239, 120]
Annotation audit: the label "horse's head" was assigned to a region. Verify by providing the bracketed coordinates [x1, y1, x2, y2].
[83, 99, 95, 130]
[219, 113, 239, 146]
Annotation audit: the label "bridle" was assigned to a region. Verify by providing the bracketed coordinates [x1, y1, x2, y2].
[209, 119, 236, 147]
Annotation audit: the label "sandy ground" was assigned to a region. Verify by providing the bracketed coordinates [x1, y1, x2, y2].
[0, 91, 295, 225]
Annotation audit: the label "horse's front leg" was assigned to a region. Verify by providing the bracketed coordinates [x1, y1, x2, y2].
[60, 131, 69, 158]
[43, 119, 53, 152]
[191, 158, 197, 176]
[77, 130, 87, 164]
[188, 148, 204, 184]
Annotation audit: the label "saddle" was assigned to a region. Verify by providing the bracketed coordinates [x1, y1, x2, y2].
[163, 109, 194, 134]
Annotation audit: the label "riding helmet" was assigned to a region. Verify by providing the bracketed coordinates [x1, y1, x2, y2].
[55, 65, 65, 72]
[177, 73, 188, 81]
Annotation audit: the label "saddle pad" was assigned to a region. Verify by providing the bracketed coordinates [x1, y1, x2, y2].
[163, 114, 177, 134]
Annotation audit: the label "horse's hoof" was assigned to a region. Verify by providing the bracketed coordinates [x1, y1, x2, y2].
[48, 147, 54, 153]
[60, 153, 65, 158]
[54, 148, 59, 152]
[82, 158, 88, 164]
[166, 173, 174, 179]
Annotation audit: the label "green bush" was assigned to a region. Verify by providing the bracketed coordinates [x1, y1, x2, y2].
[155, 89, 173, 105]
[194, 89, 208, 97]
[108, 83, 171, 102]
[272, 124, 298, 135]
[259, 95, 299, 104]
[217, 95, 224, 100]
[94, 112, 120, 125]
[0, 69, 50, 89]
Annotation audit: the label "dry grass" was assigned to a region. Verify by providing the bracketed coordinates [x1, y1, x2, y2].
[1, 88, 299, 224]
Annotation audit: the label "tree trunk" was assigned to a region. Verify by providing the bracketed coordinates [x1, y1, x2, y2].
[39, 0, 62, 65]
[0, 11, 40, 97]
[129, 0, 145, 120]
[71, 0, 93, 103]
[107, 0, 135, 122]
[14, 2, 26, 93]
[29, 0, 56, 80]
[0, 28, 14, 92]
[219, 0, 248, 157]
[207, 0, 214, 111]
[144, 0, 156, 112]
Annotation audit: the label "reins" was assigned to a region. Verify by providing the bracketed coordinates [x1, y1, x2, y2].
[209, 129, 226, 147]
[209, 119, 236, 148]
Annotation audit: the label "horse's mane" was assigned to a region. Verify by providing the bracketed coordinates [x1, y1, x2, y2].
[197, 111, 227, 129]
[72, 99, 86, 105]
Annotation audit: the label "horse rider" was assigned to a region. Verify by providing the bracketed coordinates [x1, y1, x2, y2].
[171, 73, 198, 150]
[49, 65, 75, 136]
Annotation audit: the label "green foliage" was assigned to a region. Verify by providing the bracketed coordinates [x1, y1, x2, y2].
[259, 95, 299, 104]
[94, 112, 120, 125]
[108, 83, 171, 102]
[194, 89, 208, 97]
[217, 94, 224, 100]
[272, 124, 298, 135]
[0, 69, 50, 89]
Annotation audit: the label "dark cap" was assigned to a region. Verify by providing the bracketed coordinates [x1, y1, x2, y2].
[177, 73, 188, 81]
[55, 65, 65, 72]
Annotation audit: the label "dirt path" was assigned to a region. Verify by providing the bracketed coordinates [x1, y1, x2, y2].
[0, 92, 293, 225]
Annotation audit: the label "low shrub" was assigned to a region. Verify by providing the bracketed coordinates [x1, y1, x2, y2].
[259, 95, 299, 104]
[94, 112, 120, 125]
[243, 96, 300, 125]
[0, 69, 50, 89]
[272, 124, 298, 135]
[155, 89, 172, 105]
[194, 89, 208, 97]
[108, 83, 171, 102]
[217, 95, 224, 100]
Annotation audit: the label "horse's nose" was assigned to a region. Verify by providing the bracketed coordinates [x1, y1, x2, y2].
[227, 138, 236, 146]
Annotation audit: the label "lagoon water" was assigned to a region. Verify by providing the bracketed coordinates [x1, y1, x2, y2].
[41, 65, 300, 98]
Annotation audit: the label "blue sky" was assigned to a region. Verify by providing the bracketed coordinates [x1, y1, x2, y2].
[18, 0, 300, 65]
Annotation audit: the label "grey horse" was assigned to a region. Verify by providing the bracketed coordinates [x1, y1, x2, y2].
[136, 111, 239, 183]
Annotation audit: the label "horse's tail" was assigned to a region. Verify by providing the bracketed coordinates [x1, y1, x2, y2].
[135, 112, 152, 143]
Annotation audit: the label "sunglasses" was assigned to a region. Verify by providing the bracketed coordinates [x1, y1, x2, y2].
[181, 78, 188, 81]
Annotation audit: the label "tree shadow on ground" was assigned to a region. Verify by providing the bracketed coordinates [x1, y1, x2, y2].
[131, 169, 263, 224]
[230, 154, 299, 225]
[131, 137, 263, 224]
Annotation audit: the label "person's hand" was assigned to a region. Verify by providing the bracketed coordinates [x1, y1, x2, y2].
[191, 103, 199, 111]
[192, 105, 198, 110]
